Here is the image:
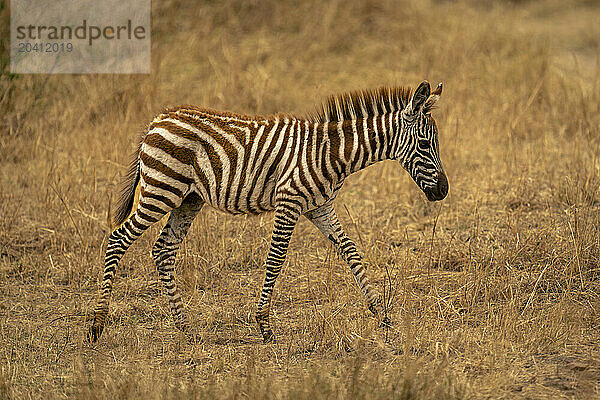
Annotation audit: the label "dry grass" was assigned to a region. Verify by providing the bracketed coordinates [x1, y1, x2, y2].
[1, 0, 600, 398]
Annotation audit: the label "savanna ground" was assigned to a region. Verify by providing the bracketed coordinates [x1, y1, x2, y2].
[1, 0, 600, 398]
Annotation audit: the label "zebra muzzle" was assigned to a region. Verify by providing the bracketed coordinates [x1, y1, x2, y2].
[424, 171, 448, 201]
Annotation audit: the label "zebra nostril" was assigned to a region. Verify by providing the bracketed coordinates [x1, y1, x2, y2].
[436, 171, 448, 198]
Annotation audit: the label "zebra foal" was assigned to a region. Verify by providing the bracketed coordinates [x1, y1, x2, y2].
[89, 80, 448, 343]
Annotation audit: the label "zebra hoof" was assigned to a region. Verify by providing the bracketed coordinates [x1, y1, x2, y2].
[262, 329, 276, 344]
[380, 316, 392, 328]
[88, 324, 103, 343]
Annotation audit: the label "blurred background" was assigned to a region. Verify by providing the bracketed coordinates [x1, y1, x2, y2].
[1, 0, 599, 398]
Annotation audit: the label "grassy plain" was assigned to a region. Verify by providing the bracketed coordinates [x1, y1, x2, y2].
[1, 0, 599, 398]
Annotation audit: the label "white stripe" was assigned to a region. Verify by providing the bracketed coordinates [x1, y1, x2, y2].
[141, 143, 193, 178]
[140, 196, 171, 212]
[337, 121, 345, 165]
[350, 119, 359, 171]
[372, 116, 381, 160]
[140, 175, 182, 206]
[151, 125, 198, 151]
[362, 117, 371, 164]
[141, 164, 189, 193]
[279, 120, 302, 184]
[137, 202, 167, 221]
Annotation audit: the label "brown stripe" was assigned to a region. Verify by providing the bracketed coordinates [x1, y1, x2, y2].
[130, 214, 148, 231]
[319, 123, 333, 183]
[327, 121, 341, 165]
[375, 116, 385, 161]
[343, 120, 354, 163]
[140, 151, 193, 185]
[384, 114, 393, 159]
[150, 120, 201, 145]
[141, 188, 177, 209]
[141, 171, 183, 197]
[366, 116, 377, 160]
[137, 209, 160, 224]
[356, 120, 369, 169]
[139, 201, 166, 215]
[144, 129, 196, 165]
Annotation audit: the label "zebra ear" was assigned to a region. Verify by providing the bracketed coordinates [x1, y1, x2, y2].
[423, 82, 443, 113]
[409, 81, 431, 114]
[431, 82, 443, 96]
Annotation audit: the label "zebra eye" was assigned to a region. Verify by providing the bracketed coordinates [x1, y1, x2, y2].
[418, 139, 430, 149]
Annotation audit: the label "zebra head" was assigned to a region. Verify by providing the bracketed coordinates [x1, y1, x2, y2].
[398, 81, 448, 201]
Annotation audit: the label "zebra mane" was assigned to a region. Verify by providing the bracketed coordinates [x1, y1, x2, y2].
[308, 86, 413, 123]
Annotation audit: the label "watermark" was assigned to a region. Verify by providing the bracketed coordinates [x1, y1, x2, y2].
[11, 0, 151, 74]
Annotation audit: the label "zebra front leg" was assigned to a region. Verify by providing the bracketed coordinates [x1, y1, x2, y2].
[256, 203, 300, 343]
[89, 213, 153, 342]
[304, 203, 389, 326]
[151, 195, 203, 336]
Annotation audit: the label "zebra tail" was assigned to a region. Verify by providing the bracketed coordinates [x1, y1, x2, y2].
[113, 145, 142, 228]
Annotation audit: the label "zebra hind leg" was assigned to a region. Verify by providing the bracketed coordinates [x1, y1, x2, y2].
[151, 193, 203, 338]
[89, 204, 168, 342]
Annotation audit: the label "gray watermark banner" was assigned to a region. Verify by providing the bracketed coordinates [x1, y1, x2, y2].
[11, 0, 151, 74]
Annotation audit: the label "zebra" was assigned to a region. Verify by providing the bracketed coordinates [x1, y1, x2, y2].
[89, 80, 448, 344]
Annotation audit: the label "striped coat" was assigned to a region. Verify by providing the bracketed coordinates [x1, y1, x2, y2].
[90, 80, 448, 343]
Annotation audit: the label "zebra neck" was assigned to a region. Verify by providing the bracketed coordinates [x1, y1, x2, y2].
[326, 113, 398, 178]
